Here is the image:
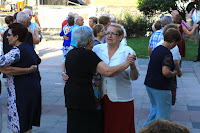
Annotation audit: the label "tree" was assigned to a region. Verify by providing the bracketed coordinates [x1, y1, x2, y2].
[137, 0, 189, 17]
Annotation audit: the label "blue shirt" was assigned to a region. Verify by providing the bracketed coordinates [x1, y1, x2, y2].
[149, 28, 164, 51]
[60, 24, 73, 47]
[67, 24, 79, 47]
[94, 39, 101, 46]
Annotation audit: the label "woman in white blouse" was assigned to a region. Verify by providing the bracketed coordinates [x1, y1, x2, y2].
[93, 23, 140, 133]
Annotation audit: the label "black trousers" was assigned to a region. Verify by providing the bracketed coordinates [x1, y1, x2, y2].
[67, 108, 103, 133]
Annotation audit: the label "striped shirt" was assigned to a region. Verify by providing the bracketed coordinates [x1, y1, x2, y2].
[149, 28, 164, 51]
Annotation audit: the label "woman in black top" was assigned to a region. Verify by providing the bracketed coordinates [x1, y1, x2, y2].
[144, 27, 181, 126]
[64, 26, 135, 133]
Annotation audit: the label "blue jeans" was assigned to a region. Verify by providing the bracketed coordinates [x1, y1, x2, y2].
[144, 86, 172, 126]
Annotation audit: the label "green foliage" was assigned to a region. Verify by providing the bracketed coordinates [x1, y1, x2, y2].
[123, 11, 152, 38]
[127, 37, 150, 59]
[127, 37, 198, 61]
[137, 0, 189, 16]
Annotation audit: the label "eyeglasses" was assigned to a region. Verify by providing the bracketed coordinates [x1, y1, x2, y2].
[7, 33, 13, 37]
[105, 32, 119, 36]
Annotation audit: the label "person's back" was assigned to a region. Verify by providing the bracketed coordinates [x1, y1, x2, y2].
[65, 48, 101, 110]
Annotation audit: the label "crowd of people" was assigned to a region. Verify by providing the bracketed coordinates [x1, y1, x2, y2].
[60, 12, 192, 133]
[0, 8, 195, 133]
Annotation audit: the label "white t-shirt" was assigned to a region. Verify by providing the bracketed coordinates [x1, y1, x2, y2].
[93, 43, 140, 102]
[120, 26, 127, 46]
[156, 40, 181, 61]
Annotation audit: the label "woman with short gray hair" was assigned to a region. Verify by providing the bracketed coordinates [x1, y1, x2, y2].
[64, 25, 136, 133]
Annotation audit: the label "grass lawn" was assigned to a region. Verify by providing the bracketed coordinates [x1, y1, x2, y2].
[127, 37, 199, 61]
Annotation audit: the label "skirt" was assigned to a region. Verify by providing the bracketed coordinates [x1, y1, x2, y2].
[67, 108, 103, 133]
[102, 95, 135, 133]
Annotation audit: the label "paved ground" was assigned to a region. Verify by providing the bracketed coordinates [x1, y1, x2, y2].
[1, 40, 200, 133]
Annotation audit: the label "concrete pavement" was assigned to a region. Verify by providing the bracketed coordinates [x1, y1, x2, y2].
[1, 40, 200, 133]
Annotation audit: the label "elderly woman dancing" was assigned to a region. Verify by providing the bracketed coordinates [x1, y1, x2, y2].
[144, 27, 181, 126]
[93, 23, 140, 133]
[0, 23, 41, 133]
[64, 25, 135, 133]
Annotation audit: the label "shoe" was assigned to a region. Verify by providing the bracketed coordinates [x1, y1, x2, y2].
[193, 58, 200, 62]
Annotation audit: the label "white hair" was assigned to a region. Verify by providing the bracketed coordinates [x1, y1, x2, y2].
[23, 8, 33, 15]
[74, 16, 79, 23]
[73, 26, 93, 48]
[171, 10, 179, 15]
[111, 17, 117, 22]
[16, 11, 29, 23]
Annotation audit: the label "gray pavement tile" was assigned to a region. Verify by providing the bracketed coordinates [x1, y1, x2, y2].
[172, 105, 188, 111]
[190, 129, 200, 133]
[170, 110, 190, 121]
[39, 115, 66, 128]
[172, 121, 193, 129]
[188, 106, 200, 111]
[42, 96, 63, 105]
[32, 127, 66, 133]
[42, 105, 66, 115]
[192, 122, 200, 129]
[135, 119, 146, 133]
[189, 111, 200, 122]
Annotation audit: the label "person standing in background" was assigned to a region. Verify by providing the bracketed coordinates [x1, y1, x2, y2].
[118, 20, 127, 46]
[92, 24, 105, 46]
[89, 16, 98, 28]
[23, 8, 41, 46]
[99, 15, 111, 43]
[62, 12, 73, 29]
[67, 16, 84, 49]
[17, 0, 24, 11]
[60, 16, 74, 74]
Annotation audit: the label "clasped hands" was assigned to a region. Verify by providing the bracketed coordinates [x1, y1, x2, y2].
[127, 53, 136, 63]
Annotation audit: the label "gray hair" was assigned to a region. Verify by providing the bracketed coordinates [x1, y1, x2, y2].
[171, 10, 178, 15]
[111, 17, 117, 23]
[68, 12, 73, 16]
[23, 8, 33, 15]
[16, 11, 29, 23]
[161, 16, 173, 27]
[74, 16, 79, 23]
[73, 26, 93, 48]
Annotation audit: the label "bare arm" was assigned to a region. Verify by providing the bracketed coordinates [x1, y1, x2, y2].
[162, 66, 177, 78]
[28, 28, 40, 44]
[96, 54, 134, 77]
[174, 60, 182, 77]
[1, 31, 4, 37]
[148, 46, 152, 56]
[63, 35, 69, 40]
[0, 65, 37, 75]
[96, 61, 129, 77]
[130, 63, 139, 80]
[182, 23, 199, 36]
